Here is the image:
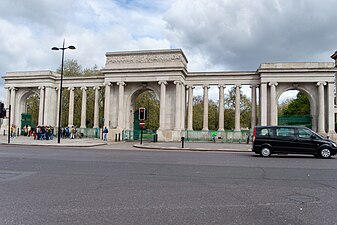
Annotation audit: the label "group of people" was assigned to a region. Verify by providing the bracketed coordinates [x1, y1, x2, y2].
[60, 126, 83, 139]
[35, 126, 55, 140]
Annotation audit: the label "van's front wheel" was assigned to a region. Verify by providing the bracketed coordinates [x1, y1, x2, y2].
[320, 148, 331, 159]
[260, 147, 271, 157]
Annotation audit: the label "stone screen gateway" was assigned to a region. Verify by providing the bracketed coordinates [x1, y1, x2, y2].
[1, 49, 337, 141]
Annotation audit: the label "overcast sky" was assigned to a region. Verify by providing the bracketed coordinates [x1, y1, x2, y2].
[1, 0, 337, 102]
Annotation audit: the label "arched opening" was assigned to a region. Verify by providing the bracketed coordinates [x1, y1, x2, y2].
[18, 91, 40, 135]
[25, 94, 39, 127]
[127, 88, 160, 141]
[278, 89, 312, 128]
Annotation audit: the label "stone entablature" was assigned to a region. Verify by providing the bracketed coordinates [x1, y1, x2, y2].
[104, 49, 188, 71]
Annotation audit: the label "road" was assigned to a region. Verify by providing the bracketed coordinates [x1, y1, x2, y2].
[0, 145, 336, 225]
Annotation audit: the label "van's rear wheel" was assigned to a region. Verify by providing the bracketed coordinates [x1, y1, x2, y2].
[260, 147, 271, 157]
[320, 148, 331, 159]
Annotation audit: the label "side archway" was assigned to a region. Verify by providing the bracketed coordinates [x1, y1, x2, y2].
[276, 83, 317, 131]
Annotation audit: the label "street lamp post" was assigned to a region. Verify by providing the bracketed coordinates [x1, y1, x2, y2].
[52, 40, 76, 144]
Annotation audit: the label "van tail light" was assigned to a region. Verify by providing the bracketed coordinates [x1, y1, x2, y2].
[253, 127, 256, 143]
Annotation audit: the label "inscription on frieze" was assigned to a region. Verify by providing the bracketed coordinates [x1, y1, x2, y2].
[106, 53, 182, 64]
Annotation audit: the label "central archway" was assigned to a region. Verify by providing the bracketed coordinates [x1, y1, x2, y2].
[124, 83, 160, 141]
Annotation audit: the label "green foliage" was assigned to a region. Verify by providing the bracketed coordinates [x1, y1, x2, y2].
[280, 92, 310, 115]
[192, 87, 251, 130]
[26, 94, 39, 127]
[224, 86, 251, 129]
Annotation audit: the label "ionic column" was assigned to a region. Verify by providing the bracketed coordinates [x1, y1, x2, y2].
[80, 87, 87, 128]
[117, 82, 125, 129]
[218, 84, 225, 131]
[4, 87, 10, 108]
[317, 82, 326, 134]
[2, 87, 10, 127]
[9, 87, 17, 125]
[44, 87, 55, 126]
[328, 82, 335, 135]
[202, 85, 209, 131]
[104, 82, 111, 127]
[174, 81, 182, 130]
[260, 83, 268, 126]
[234, 85, 241, 131]
[158, 81, 167, 130]
[93, 86, 100, 128]
[38, 86, 45, 126]
[250, 85, 257, 129]
[181, 84, 186, 130]
[269, 82, 278, 125]
[187, 85, 194, 130]
[55, 87, 60, 127]
[68, 87, 75, 127]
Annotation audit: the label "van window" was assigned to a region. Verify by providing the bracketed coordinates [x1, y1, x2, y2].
[275, 128, 295, 137]
[256, 128, 271, 137]
[298, 128, 312, 139]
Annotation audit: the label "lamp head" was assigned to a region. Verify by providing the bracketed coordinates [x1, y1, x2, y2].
[51, 47, 59, 51]
[68, 46, 76, 50]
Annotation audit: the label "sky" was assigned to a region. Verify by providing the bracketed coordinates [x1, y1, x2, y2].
[1, 0, 336, 102]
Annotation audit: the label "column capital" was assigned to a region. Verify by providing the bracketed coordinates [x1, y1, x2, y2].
[186, 85, 195, 89]
[80, 87, 87, 91]
[158, 81, 167, 85]
[93, 86, 101, 90]
[268, 82, 278, 86]
[218, 84, 226, 88]
[250, 84, 258, 88]
[38, 86, 45, 90]
[235, 84, 242, 88]
[117, 81, 126, 86]
[202, 84, 210, 89]
[316, 81, 327, 86]
[103, 82, 111, 86]
[68, 87, 75, 91]
[173, 80, 182, 85]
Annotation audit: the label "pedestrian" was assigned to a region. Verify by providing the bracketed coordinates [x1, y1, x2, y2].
[103, 126, 108, 141]
[70, 126, 75, 139]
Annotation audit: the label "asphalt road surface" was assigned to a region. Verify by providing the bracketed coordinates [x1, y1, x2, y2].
[0, 145, 336, 225]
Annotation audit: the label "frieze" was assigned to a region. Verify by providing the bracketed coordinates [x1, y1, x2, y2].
[106, 53, 182, 64]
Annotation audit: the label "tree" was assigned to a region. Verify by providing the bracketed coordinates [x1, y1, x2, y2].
[223, 86, 251, 129]
[280, 92, 310, 115]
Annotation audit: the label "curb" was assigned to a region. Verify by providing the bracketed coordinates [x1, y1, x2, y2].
[0, 142, 107, 148]
[133, 144, 251, 152]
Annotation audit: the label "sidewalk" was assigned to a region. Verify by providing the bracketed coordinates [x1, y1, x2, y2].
[0, 135, 252, 152]
[0, 136, 106, 147]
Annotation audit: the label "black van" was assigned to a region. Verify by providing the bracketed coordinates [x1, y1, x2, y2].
[252, 126, 337, 158]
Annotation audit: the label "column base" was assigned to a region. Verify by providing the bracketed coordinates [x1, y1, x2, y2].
[157, 129, 182, 142]
[327, 131, 337, 141]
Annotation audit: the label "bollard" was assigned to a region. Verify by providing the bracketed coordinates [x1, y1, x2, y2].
[3, 129, 5, 136]
[181, 136, 185, 148]
[115, 133, 117, 142]
[118, 133, 121, 142]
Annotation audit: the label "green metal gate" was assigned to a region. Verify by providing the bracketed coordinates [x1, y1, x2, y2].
[278, 115, 312, 128]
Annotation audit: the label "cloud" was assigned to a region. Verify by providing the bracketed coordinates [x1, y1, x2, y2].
[0, 0, 336, 103]
[164, 0, 337, 71]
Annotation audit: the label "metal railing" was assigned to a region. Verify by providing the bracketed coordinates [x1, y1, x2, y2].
[182, 130, 251, 143]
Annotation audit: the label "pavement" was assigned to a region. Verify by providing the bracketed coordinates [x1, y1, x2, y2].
[0, 135, 252, 152]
